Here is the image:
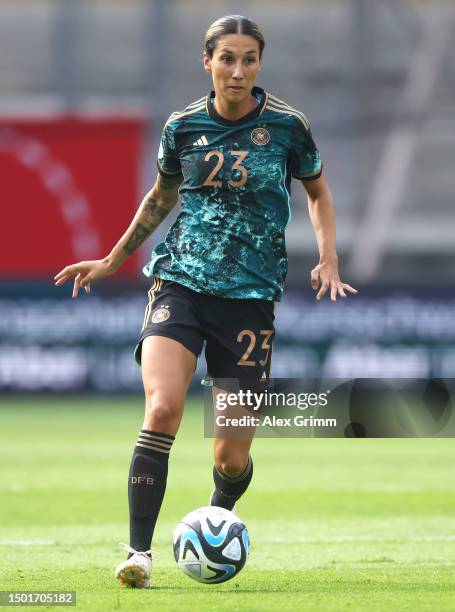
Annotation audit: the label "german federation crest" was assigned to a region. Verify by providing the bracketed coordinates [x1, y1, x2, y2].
[251, 127, 270, 146]
[152, 305, 170, 323]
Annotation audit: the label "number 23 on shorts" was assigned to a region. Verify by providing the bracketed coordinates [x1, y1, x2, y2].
[237, 329, 273, 367]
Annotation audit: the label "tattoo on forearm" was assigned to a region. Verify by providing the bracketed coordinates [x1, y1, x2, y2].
[144, 197, 170, 222]
[123, 197, 171, 255]
[123, 223, 151, 255]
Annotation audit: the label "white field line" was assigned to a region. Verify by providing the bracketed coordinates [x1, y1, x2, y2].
[2, 485, 453, 493]
[1, 536, 454, 547]
[0, 540, 56, 546]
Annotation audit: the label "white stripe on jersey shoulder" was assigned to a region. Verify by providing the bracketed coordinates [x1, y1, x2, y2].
[267, 93, 309, 122]
[186, 96, 206, 109]
[266, 93, 310, 129]
[165, 98, 207, 126]
[266, 103, 310, 130]
[169, 95, 206, 115]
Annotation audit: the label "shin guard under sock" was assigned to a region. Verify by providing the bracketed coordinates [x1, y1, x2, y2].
[211, 455, 253, 510]
[128, 430, 174, 554]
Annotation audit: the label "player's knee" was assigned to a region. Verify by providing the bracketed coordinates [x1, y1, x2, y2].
[143, 391, 181, 433]
[215, 453, 248, 478]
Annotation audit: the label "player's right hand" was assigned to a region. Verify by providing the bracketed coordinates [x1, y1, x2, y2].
[54, 259, 116, 298]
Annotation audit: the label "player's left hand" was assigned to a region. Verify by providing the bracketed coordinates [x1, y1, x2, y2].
[310, 260, 358, 301]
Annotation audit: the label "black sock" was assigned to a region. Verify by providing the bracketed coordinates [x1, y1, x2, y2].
[128, 429, 174, 555]
[211, 455, 253, 510]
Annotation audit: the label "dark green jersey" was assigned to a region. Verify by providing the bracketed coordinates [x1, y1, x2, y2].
[144, 86, 322, 301]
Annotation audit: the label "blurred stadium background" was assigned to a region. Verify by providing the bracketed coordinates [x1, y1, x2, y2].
[1, 0, 454, 393]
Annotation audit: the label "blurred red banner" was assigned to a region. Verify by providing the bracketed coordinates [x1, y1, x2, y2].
[0, 117, 145, 278]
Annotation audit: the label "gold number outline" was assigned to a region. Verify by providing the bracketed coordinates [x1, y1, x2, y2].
[203, 150, 223, 187]
[203, 150, 249, 188]
[236, 328, 274, 367]
[228, 151, 249, 187]
[237, 329, 256, 366]
[258, 330, 274, 367]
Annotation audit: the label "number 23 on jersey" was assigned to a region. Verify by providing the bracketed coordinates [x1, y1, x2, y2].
[203, 150, 249, 188]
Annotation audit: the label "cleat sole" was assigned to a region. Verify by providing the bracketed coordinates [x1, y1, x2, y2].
[117, 564, 150, 588]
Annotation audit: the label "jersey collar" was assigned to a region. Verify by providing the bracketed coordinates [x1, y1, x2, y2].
[207, 86, 267, 127]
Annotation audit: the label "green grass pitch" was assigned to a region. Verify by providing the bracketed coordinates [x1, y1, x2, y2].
[0, 397, 454, 611]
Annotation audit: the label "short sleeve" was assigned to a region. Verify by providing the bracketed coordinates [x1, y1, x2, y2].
[288, 117, 323, 181]
[157, 120, 182, 177]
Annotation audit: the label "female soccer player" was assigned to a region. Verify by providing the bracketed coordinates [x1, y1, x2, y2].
[54, 15, 357, 588]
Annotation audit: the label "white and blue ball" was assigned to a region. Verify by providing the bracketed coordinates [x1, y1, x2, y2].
[173, 506, 250, 583]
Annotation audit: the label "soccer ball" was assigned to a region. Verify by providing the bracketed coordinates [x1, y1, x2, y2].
[173, 506, 250, 583]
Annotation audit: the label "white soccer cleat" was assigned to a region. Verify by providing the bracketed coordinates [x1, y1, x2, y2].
[115, 543, 152, 588]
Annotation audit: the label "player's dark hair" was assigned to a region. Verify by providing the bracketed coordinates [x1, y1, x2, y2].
[204, 15, 265, 59]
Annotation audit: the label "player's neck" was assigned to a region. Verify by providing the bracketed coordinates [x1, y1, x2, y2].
[213, 93, 258, 122]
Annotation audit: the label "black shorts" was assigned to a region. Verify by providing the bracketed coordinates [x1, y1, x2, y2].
[134, 277, 275, 381]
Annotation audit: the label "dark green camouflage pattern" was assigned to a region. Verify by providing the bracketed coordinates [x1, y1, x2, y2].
[144, 87, 322, 301]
